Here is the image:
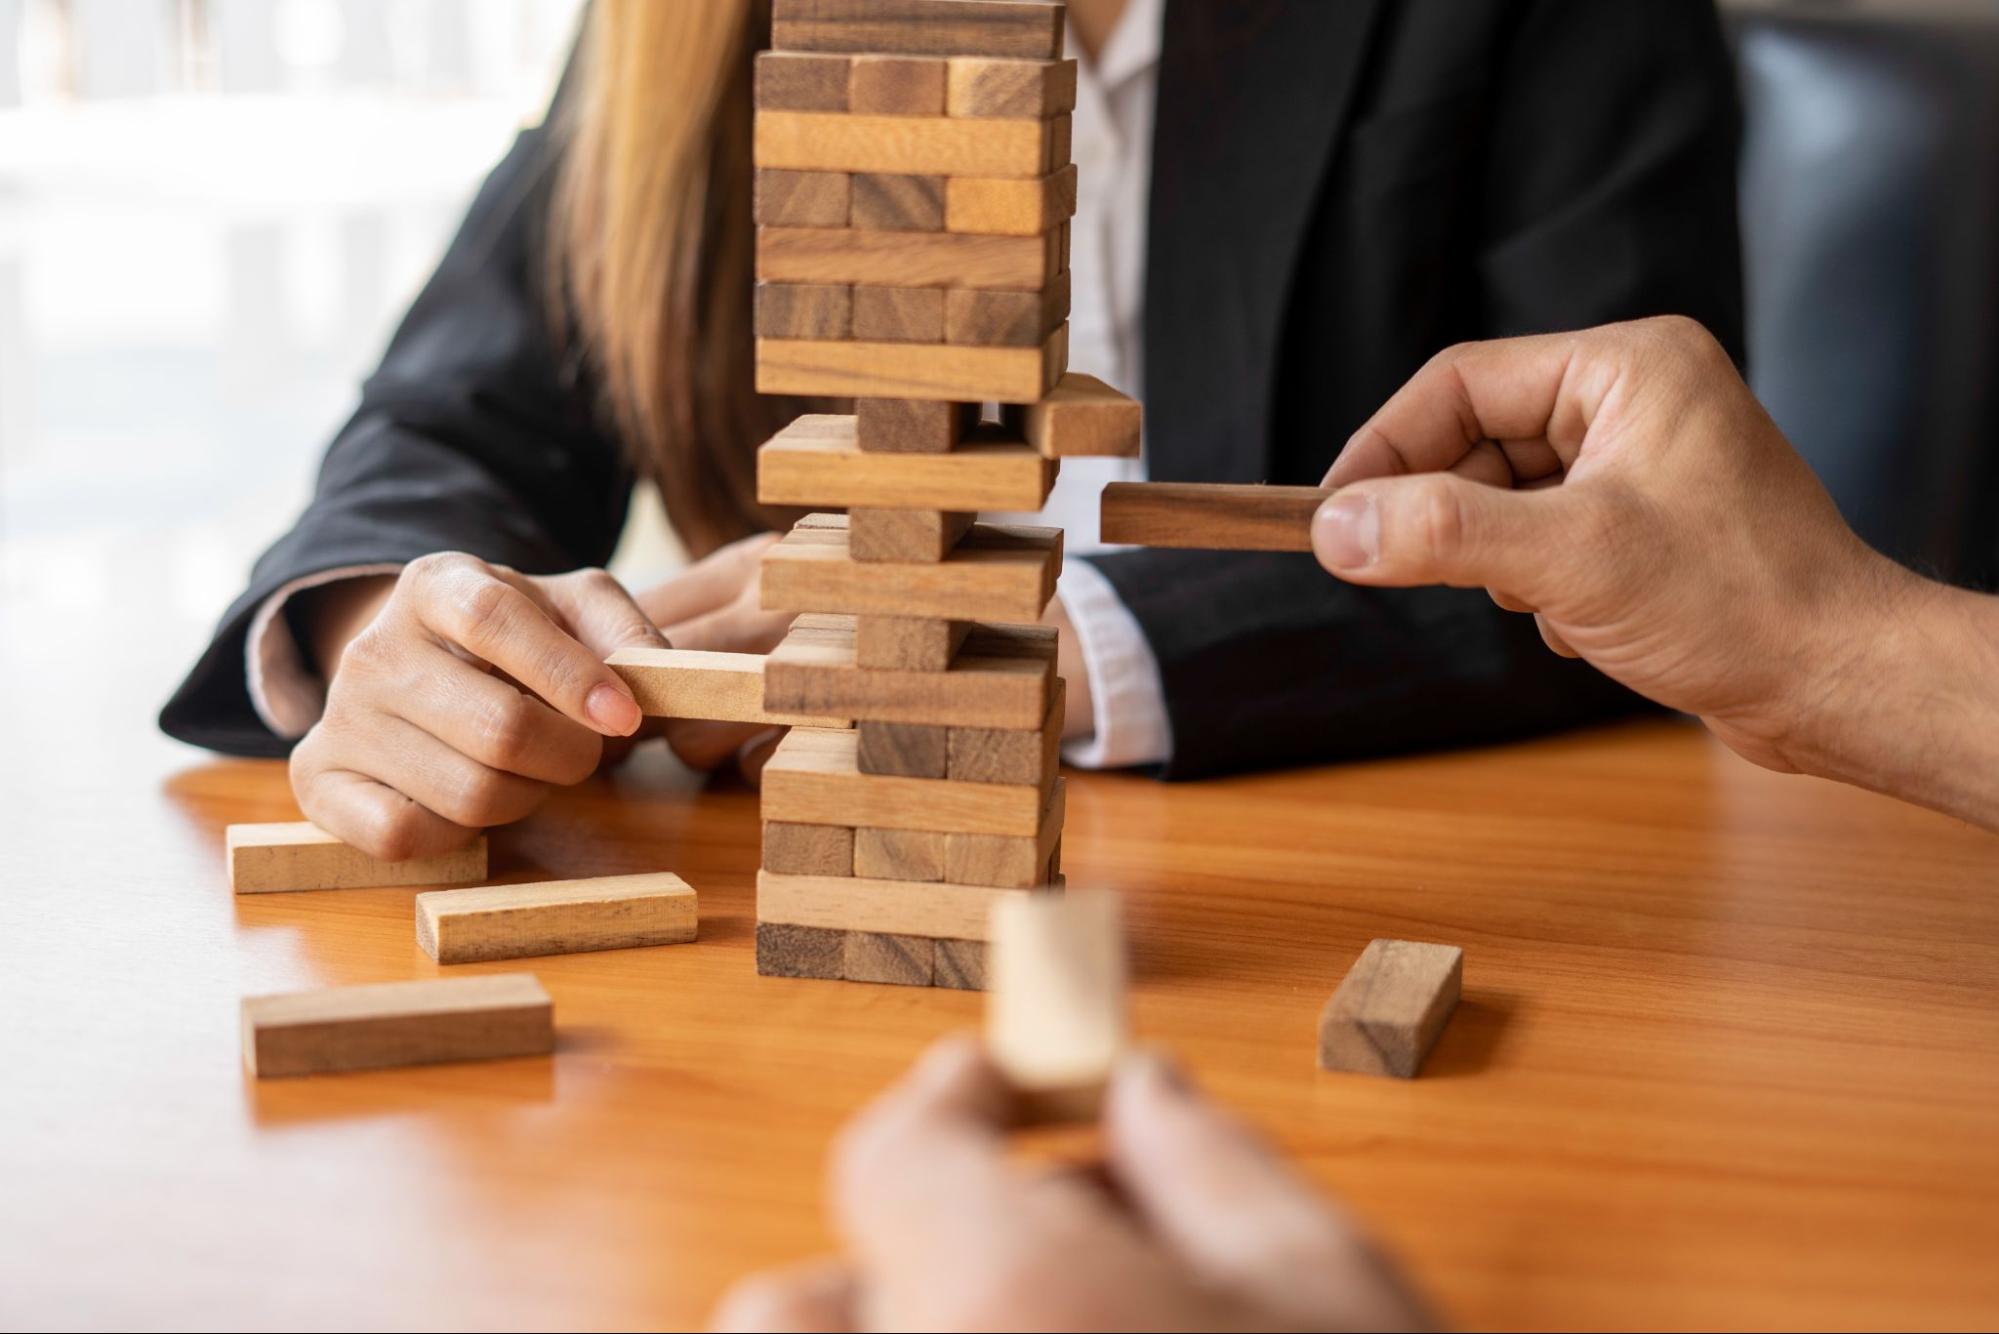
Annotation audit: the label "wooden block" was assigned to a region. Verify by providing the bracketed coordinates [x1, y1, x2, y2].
[1050, 112, 1072, 168]
[763, 728, 1045, 836]
[844, 931, 935, 985]
[933, 938, 987, 991]
[1099, 482, 1330, 552]
[758, 868, 1034, 940]
[946, 778, 1065, 889]
[758, 414, 1056, 508]
[227, 822, 486, 894]
[857, 722, 950, 779]
[947, 57, 1078, 119]
[847, 55, 945, 116]
[946, 271, 1069, 347]
[757, 225, 1059, 290]
[241, 974, 552, 1078]
[756, 921, 847, 980]
[946, 165, 1077, 235]
[856, 398, 977, 454]
[762, 520, 1063, 627]
[849, 508, 974, 562]
[756, 110, 1063, 180]
[764, 821, 855, 877]
[856, 616, 971, 670]
[853, 825, 947, 879]
[756, 282, 852, 340]
[755, 51, 851, 112]
[758, 326, 1066, 404]
[949, 677, 1065, 785]
[772, 0, 1065, 61]
[416, 873, 697, 965]
[769, 618, 1054, 729]
[851, 285, 945, 342]
[1317, 939, 1464, 1079]
[755, 168, 852, 227]
[849, 173, 946, 231]
[987, 889, 1126, 1121]
[602, 647, 847, 727]
[1006, 372, 1142, 457]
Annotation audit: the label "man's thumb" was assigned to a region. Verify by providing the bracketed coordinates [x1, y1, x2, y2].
[1313, 473, 1560, 600]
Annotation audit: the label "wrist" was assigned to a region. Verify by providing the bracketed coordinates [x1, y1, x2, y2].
[296, 574, 398, 680]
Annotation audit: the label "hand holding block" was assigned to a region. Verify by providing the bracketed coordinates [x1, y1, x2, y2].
[416, 872, 698, 964]
[241, 974, 553, 1078]
[227, 822, 486, 894]
[987, 889, 1126, 1122]
[1100, 482, 1332, 551]
[602, 647, 848, 728]
[1317, 939, 1463, 1078]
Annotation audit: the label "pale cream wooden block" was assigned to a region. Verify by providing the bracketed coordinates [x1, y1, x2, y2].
[241, 974, 553, 1078]
[227, 822, 487, 894]
[416, 873, 698, 965]
[757, 868, 1032, 940]
[987, 889, 1126, 1121]
[1317, 939, 1464, 1079]
[603, 647, 848, 728]
[756, 325, 1067, 405]
[756, 109, 1062, 179]
[757, 415, 1055, 511]
[763, 727, 1044, 836]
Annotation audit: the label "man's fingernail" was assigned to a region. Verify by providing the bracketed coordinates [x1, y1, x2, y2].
[586, 682, 641, 736]
[1315, 494, 1380, 570]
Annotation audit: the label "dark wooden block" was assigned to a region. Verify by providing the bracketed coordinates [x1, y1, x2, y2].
[933, 938, 987, 991]
[848, 55, 946, 116]
[948, 678, 1064, 785]
[763, 821, 855, 877]
[857, 721, 949, 778]
[855, 616, 971, 670]
[855, 398, 977, 453]
[755, 169, 851, 228]
[756, 922, 847, 979]
[755, 283, 852, 340]
[848, 509, 974, 562]
[773, 0, 1065, 61]
[755, 51, 851, 111]
[851, 173, 946, 231]
[946, 270, 1069, 347]
[843, 931, 935, 986]
[851, 286, 946, 342]
[1317, 939, 1464, 1078]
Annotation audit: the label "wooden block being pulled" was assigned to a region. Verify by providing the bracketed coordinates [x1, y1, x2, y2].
[949, 678, 1065, 786]
[603, 647, 847, 727]
[851, 285, 945, 342]
[847, 55, 945, 117]
[241, 974, 552, 1078]
[856, 398, 977, 454]
[856, 616, 971, 670]
[764, 821, 855, 877]
[758, 326, 1066, 404]
[773, 0, 1065, 61]
[988, 889, 1126, 1122]
[1099, 482, 1329, 551]
[946, 272, 1069, 348]
[763, 728, 1045, 836]
[947, 777, 1065, 888]
[759, 415, 1056, 509]
[755, 168, 852, 227]
[853, 825, 946, 879]
[755, 51, 851, 112]
[756, 110, 1064, 180]
[947, 57, 1078, 118]
[757, 226, 1060, 291]
[844, 931, 935, 985]
[850, 508, 975, 562]
[1006, 372, 1141, 457]
[933, 937, 987, 991]
[227, 822, 486, 894]
[756, 921, 847, 980]
[758, 867, 1034, 940]
[850, 173, 946, 231]
[415, 872, 697, 964]
[756, 282, 852, 340]
[947, 165, 1077, 235]
[1317, 939, 1464, 1078]
[857, 722, 949, 779]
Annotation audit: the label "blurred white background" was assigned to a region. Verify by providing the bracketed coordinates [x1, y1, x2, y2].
[0, 0, 588, 643]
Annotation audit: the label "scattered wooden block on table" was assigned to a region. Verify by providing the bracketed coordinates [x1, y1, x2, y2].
[763, 821, 855, 877]
[933, 937, 987, 991]
[756, 110, 1068, 180]
[855, 615, 971, 670]
[756, 921, 847, 980]
[857, 721, 950, 779]
[851, 285, 946, 342]
[844, 931, 935, 985]
[949, 678, 1065, 786]
[227, 822, 486, 894]
[756, 282, 853, 340]
[773, 0, 1066, 61]
[603, 647, 848, 727]
[946, 272, 1069, 347]
[759, 415, 1056, 511]
[849, 508, 975, 562]
[850, 173, 946, 231]
[946, 165, 1077, 235]
[763, 728, 1046, 835]
[1317, 939, 1464, 1079]
[947, 57, 1078, 118]
[947, 778, 1065, 888]
[988, 889, 1126, 1122]
[415, 872, 698, 965]
[856, 397, 978, 454]
[762, 519, 1062, 624]
[757, 326, 1067, 404]
[1099, 482, 1330, 551]
[758, 867, 1034, 939]
[1005, 371, 1142, 457]
[241, 974, 552, 1078]
[853, 825, 947, 879]
[755, 168, 853, 228]
[755, 51, 851, 112]
[757, 225, 1061, 291]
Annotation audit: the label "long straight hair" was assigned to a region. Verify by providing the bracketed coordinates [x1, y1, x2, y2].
[549, 0, 805, 558]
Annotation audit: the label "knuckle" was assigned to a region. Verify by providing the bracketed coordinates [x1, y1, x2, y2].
[360, 808, 424, 863]
[450, 574, 518, 647]
[442, 766, 509, 826]
[473, 692, 537, 768]
[1410, 481, 1470, 558]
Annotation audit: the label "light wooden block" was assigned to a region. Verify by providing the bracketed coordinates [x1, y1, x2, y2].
[241, 974, 552, 1078]
[758, 414, 1056, 508]
[602, 647, 847, 727]
[1099, 482, 1330, 551]
[946, 165, 1077, 235]
[849, 508, 975, 562]
[946, 777, 1065, 889]
[756, 282, 852, 340]
[987, 889, 1126, 1121]
[757, 226, 1060, 291]
[947, 57, 1078, 119]
[772, 0, 1065, 61]
[762, 522, 1062, 639]
[856, 397, 977, 453]
[758, 867, 1034, 940]
[856, 616, 971, 670]
[763, 728, 1045, 836]
[767, 614, 1055, 730]
[1317, 939, 1464, 1079]
[844, 931, 935, 985]
[847, 55, 945, 116]
[764, 821, 855, 877]
[756, 109, 1064, 180]
[853, 825, 947, 879]
[856, 722, 950, 780]
[755, 51, 851, 111]
[227, 822, 486, 894]
[758, 326, 1066, 404]
[946, 271, 1069, 348]
[933, 938, 987, 991]
[849, 173, 946, 231]
[948, 677, 1065, 786]
[1006, 372, 1142, 457]
[756, 921, 847, 979]
[755, 168, 852, 227]
[415, 873, 697, 965]
[851, 285, 945, 342]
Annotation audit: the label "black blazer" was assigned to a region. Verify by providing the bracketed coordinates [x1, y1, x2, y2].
[162, 0, 1744, 777]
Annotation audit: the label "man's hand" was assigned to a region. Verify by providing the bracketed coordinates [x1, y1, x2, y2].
[712, 1038, 1431, 1332]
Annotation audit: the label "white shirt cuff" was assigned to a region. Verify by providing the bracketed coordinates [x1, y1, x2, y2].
[1057, 559, 1172, 769]
[246, 564, 403, 740]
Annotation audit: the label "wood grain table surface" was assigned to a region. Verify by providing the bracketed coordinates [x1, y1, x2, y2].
[2, 601, 1995, 1331]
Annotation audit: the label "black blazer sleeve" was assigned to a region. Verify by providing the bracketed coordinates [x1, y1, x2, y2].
[159, 120, 634, 757]
[1088, 0, 1745, 778]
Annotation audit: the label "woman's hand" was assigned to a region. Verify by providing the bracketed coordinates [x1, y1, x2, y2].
[289, 554, 664, 860]
[713, 1039, 1431, 1332]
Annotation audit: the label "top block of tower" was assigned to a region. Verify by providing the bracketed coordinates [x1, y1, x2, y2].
[774, 0, 1066, 60]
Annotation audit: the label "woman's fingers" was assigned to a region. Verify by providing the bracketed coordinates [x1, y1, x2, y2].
[709, 1258, 859, 1333]
[639, 533, 779, 629]
[533, 567, 673, 658]
[351, 715, 551, 830]
[386, 643, 604, 786]
[665, 718, 772, 773]
[289, 741, 474, 862]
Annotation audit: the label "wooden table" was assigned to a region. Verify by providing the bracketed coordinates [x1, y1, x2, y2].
[2, 599, 1996, 1331]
